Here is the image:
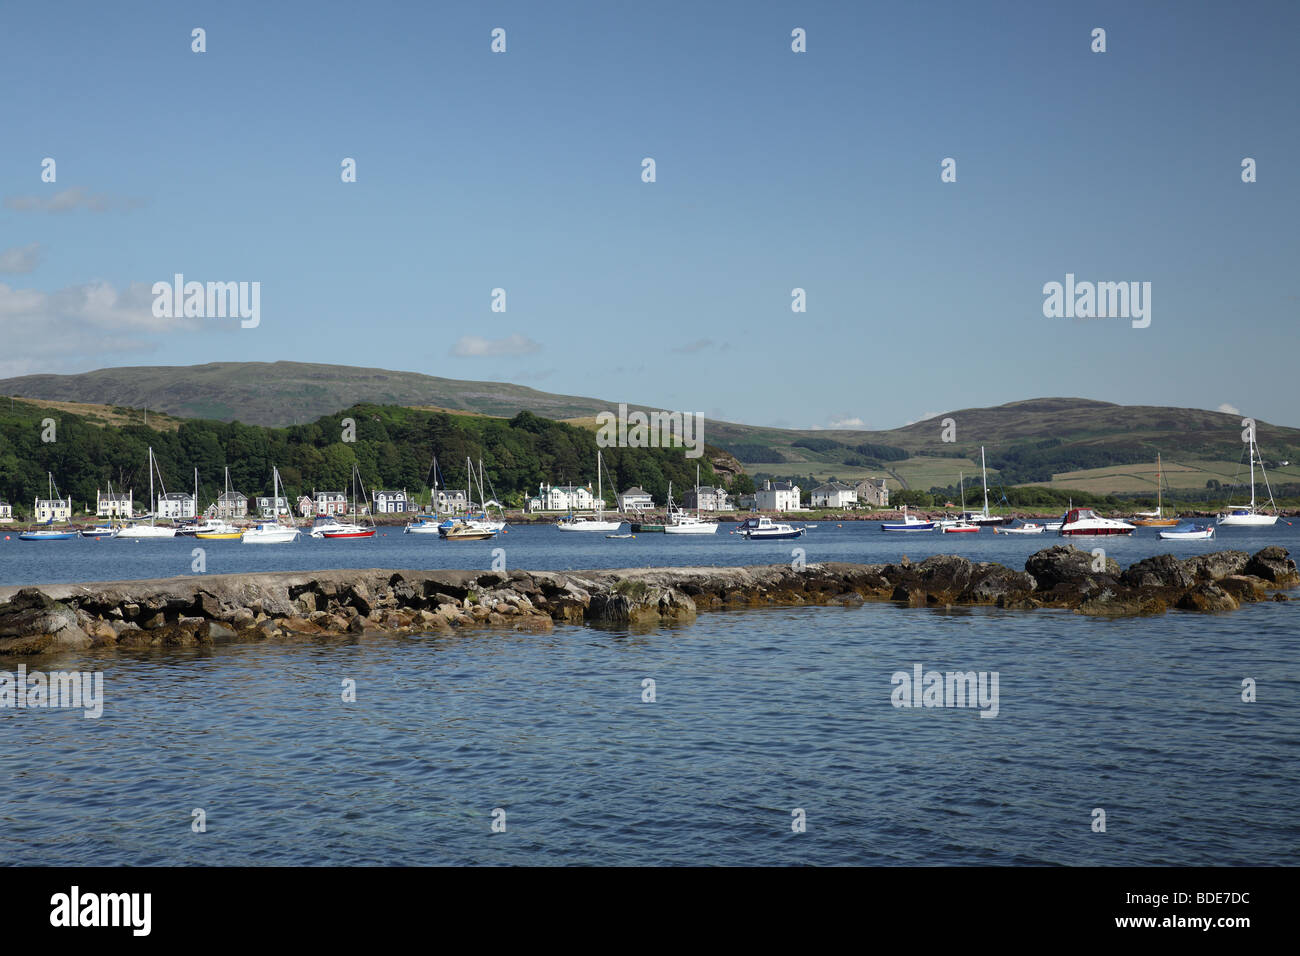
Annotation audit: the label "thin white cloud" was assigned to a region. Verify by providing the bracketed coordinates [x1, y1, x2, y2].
[903, 410, 944, 426]
[1217, 403, 1241, 416]
[0, 281, 198, 376]
[4, 186, 146, 214]
[0, 242, 42, 274]
[450, 334, 541, 357]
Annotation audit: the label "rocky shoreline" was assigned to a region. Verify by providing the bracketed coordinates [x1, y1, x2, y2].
[0, 546, 1294, 657]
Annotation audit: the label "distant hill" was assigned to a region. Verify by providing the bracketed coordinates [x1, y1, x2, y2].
[3, 366, 1298, 494]
[0, 362, 617, 426]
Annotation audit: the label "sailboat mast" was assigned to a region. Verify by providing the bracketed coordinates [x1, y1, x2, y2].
[1249, 434, 1257, 510]
[696, 463, 701, 518]
[1156, 454, 1162, 516]
[148, 447, 155, 526]
[981, 447, 989, 515]
[959, 471, 965, 511]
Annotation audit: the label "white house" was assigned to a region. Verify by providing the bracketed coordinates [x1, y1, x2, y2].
[755, 480, 801, 512]
[0, 500, 12, 523]
[811, 481, 857, 509]
[532, 483, 598, 512]
[34, 496, 72, 523]
[96, 489, 134, 518]
[683, 486, 732, 512]
[255, 495, 291, 518]
[157, 492, 196, 520]
[216, 490, 248, 518]
[618, 487, 654, 512]
[372, 489, 411, 514]
[855, 477, 889, 508]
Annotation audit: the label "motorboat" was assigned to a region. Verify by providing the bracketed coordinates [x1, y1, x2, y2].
[1057, 508, 1135, 536]
[194, 520, 242, 540]
[78, 524, 119, 539]
[314, 516, 375, 539]
[941, 520, 980, 534]
[242, 467, 300, 543]
[404, 515, 442, 534]
[1158, 522, 1215, 541]
[738, 516, 805, 539]
[880, 513, 937, 532]
[441, 519, 497, 541]
[241, 521, 301, 544]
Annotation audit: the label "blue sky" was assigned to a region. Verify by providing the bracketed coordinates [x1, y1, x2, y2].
[1, 0, 1296, 430]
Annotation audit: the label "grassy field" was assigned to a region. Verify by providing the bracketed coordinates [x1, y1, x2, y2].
[1022, 458, 1300, 495]
[7, 398, 185, 432]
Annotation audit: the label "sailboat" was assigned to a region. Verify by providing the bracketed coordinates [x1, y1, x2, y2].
[939, 471, 980, 532]
[1131, 454, 1179, 526]
[557, 450, 624, 532]
[241, 467, 301, 543]
[117, 447, 177, 539]
[195, 466, 242, 538]
[437, 458, 502, 537]
[968, 447, 1011, 526]
[19, 473, 79, 540]
[174, 468, 202, 536]
[80, 478, 122, 538]
[316, 464, 376, 538]
[1217, 430, 1279, 527]
[664, 465, 719, 534]
[405, 452, 444, 534]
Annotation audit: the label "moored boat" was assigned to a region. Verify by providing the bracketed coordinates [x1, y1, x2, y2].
[1158, 522, 1215, 541]
[117, 448, 176, 539]
[556, 450, 624, 532]
[994, 522, 1045, 535]
[738, 516, 805, 539]
[881, 511, 937, 532]
[242, 467, 300, 543]
[1217, 429, 1280, 526]
[441, 519, 497, 541]
[1057, 508, 1135, 536]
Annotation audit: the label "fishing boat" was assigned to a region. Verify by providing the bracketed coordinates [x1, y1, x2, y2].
[629, 520, 665, 533]
[242, 467, 301, 543]
[319, 465, 376, 538]
[994, 522, 1045, 535]
[664, 466, 719, 534]
[557, 450, 624, 532]
[1057, 508, 1135, 536]
[117, 447, 177, 539]
[1131, 454, 1180, 526]
[1158, 522, 1215, 541]
[737, 515, 805, 539]
[1217, 430, 1279, 527]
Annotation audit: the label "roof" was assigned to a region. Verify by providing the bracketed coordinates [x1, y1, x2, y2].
[160, 492, 194, 500]
[621, 487, 650, 496]
[218, 491, 247, 500]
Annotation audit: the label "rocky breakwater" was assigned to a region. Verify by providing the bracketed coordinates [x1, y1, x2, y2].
[0, 546, 1295, 656]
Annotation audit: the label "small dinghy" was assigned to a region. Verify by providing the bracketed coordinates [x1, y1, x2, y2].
[994, 522, 1045, 535]
[606, 533, 635, 539]
[1158, 522, 1215, 541]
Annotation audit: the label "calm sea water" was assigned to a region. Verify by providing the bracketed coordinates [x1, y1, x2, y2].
[2, 519, 1297, 586]
[2, 522, 1297, 866]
